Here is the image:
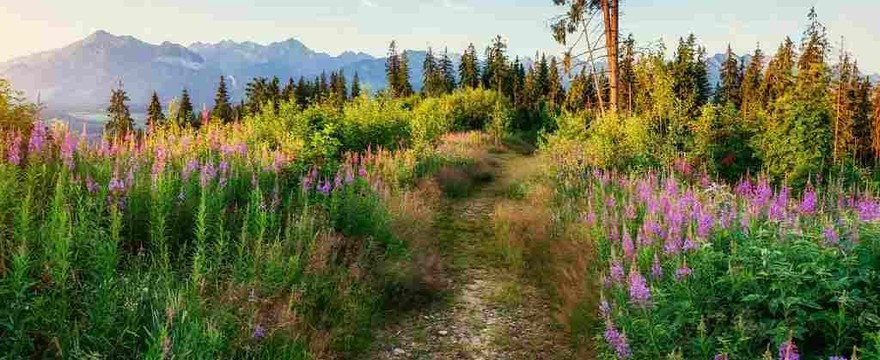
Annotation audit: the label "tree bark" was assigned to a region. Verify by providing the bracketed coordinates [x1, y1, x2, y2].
[603, 0, 619, 113]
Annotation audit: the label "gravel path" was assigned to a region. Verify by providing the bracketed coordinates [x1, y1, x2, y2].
[369, 151, 575, 360]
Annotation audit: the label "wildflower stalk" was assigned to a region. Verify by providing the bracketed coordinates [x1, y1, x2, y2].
[190, 186, 209, 286]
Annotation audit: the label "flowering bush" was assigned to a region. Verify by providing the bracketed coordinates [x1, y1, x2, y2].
[551, 165, 880, 359]
[0, 117, 479, 357]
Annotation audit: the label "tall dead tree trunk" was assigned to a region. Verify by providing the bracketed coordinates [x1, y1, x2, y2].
[602, 0, 619, 113]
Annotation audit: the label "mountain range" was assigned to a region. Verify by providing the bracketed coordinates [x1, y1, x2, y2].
[1, 31, 877, 120]
[0, 30, 435, 115]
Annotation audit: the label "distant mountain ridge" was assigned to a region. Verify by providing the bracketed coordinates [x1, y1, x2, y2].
[0, 31, 435, 113]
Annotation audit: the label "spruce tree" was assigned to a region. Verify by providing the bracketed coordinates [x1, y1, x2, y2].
[716, 44, 743, 107]
[535, 53, 550, 98]
[762, 37, 796, 108]
[458, 43, 481, 89]
[482, 35, 509, 93]
[831, 50, 855, 163]
[548, 56, 565, 108]
[106, 82, 133, 139]
[146, 91, 165, 129]
[399, 50, 413, 96]
[619, 34, 637, 114]
[871, 83, 880, 161]
[740, 46, 765, 120]
[178, 88, 196, 128]
[512, 57, 526, 108]
[351, 72, 361, 98]
[212, 76, 232, 123]
[853, 74, 873, 163]
[422, 47, 441, 96]
[282, 77, 296, 101]
[439, 48, 457, 93]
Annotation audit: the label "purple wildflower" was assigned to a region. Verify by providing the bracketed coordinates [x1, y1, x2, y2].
[583, 211, 597, 226]
[627, 266, 651, 306]
[603, 322, 632, 359]
[86, 175, 99, 194]
[182, 159, 199, 181]
[622, 229, 635, 260]
[674, 260, 692, 281]
[609, 259, 624, 284]
[696, 212, 714, 239]
[252, 324, 265, 339]
[6, 132, 21, 165]
[779, 339, 799, 360]
[598, 297, 611, 320]
[317, 180, 331, 195]
[60, 132, 77, 169]
[823, 226, 839, 245]
[800, 186, 817, 214]
[828, 356, 848, 360]
[713, 354, 729, 360]
[28, 122, 46, 155]
[199, 161, 217, 187]
[651, 253, 663, 279]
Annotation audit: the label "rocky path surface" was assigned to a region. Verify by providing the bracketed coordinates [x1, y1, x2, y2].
[369, 151, 575, 360]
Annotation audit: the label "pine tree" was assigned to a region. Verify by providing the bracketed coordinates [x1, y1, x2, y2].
[439, 48, 457, 93]
[422, 47, 442, 96]
[178, 88, 196, 128]
[671, 34, 710, 117]
[106, 82, 133, 138]
[459, 43, 481, 89]
[212, 76, 233, 123]
[295, 76, 309, 108]
[535, 53, 550, 99]
[385, 41, 413, 97]
[512, 57, 526, 108]
[399, 50, 413, 96]
[763, 37, 796, 108]
[853, 74, 873, 164]
[482, 35, 509, 94]
[319, 72, 329, 100]
[351, 72, 361, 99]
[740, 46, 765, 120]
[282, 77, 296, 101]
[564, 68, 589, 112]
[716, 44, 743, 107]
[146, 91, 165, 129]
[619, 34, 637, 114]
[872, 83, 880, 162]
[548, 56, 565, 108]
[831, 50, 855, 163]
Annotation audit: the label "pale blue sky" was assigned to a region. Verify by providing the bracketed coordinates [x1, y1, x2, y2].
[2, 0, 879, 72]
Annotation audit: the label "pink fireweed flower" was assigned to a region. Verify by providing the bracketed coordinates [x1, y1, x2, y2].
[609, 258, 624, 284]
[60, 131, 77, 169]
[603, 322, 632, 359]
[199, 161, 217, 187]
[622, 229, 635, 260]
[598, 296, 611, 320]
[182, 159, 199, 181]
[800, 185, 817, 214]
[358, 165, 368, 178]
[674, 260, 692, 281]
[735, 178, 753, 197]
[823, 226, 839, 245]
[6, 132, 22, 165]
[28, 122, 46, 155]
[334, 172, 342, 189]
[86, 175, 99, 194]
[682, 235, 696, 252]
[651, 253, 663, 279]
[779, 339, 800, 360]
[317, 179, 332, 195]
[696, 213, 714, 239]
[627, 266, 651, 307]
[252, 324, 265, 339]
[713, 354, 729, 360]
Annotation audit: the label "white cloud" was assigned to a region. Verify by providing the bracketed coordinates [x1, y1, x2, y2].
[441, 0, 471, 12]
[361, 0, 377, 8]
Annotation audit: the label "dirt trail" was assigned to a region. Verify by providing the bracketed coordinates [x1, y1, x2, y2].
[369, 149, 575, 360]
